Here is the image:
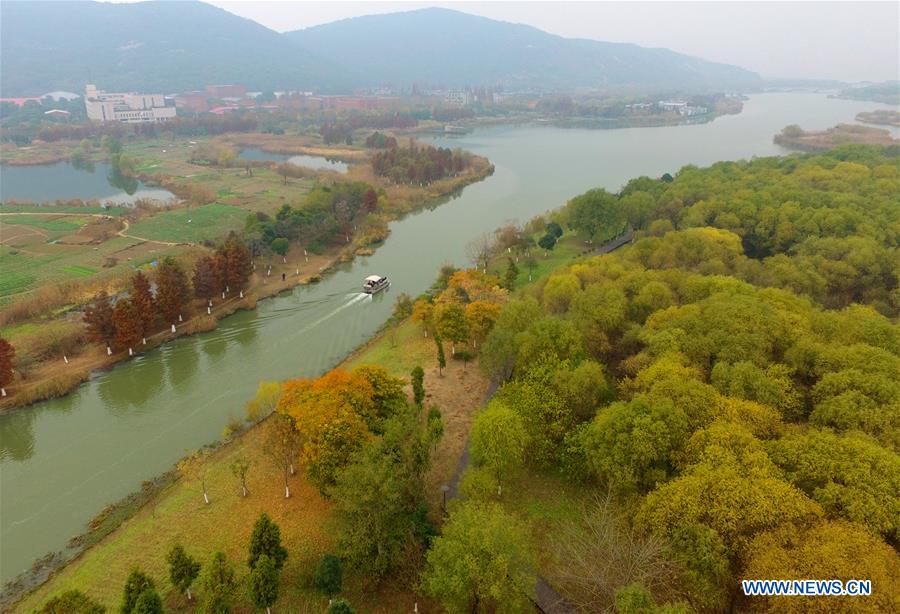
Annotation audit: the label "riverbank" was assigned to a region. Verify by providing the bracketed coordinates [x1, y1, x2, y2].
[0, 135, 493, 411]
[7, 315, 492, 612]
[856, 109, 900, 127]
[773, 122, 899, 150]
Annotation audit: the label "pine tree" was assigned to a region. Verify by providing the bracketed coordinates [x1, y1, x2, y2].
[130, 271, 155, 336]
[83, 291, 115, 345]
[0, 336, 14, 394]
[192, 255, 220, 301]
[411, 366, 425, 406]
[249, 554, 280, 614]
[167, 544, 201, 601]
[248, 513, 288, 571]
[119, 568, 154, 614]
[327, 599, 355, 614]
[132, 589, 163, 614]
[112, 299, 142, 352]
[504, 258, 519, 290]
[313, 554, 342, 598]
[435, 335, 446, 376]
[223, 233, 252, 292]
[200, 552, 237, 614]
[38, 589, 105, 614]
[155, 257, 190, 324]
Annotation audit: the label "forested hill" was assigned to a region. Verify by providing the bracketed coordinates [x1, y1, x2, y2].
[286, 8, 761, 91]
[0, 1, 345, 95]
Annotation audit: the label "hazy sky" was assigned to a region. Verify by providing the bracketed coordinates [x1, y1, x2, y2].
[204, 1, 900, 82]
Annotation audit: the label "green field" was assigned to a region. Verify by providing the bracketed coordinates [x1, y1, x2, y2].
[127, 203, 248, 243]
[2, 217, 87, 232]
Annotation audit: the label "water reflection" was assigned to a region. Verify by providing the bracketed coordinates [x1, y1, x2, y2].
[168, 339, 200, 390]
[0, 409, 36, 461]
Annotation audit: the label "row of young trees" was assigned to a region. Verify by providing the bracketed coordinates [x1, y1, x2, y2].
[82, 234, 252, 353]
[371, 143, 472, 185]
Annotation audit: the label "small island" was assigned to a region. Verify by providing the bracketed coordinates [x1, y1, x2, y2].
[856, 109, 900, 127]
[774, 123, 899, 151]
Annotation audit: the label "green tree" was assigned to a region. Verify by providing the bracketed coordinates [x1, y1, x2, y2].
[244, 380, 281, 424]
[327, 600, 355, 614]
[470, 401, 528, 495]
[167, 544, 201, 601]
[332, 406, 438, 580]
[39, 590, 105, 614]
[119, 568, 154, 614]
[435, 335, 446, 376]
[270, 237, 289, 258]
[200, 552, 237, 614]
[248, 513, 288, 571]
[436, 302, 470, 355]
[538, 232, 557, 251]
[410, 365, 425, 406]
[313, 554, 342, 598]
[422, 501, 535, 613]
[504, 258, 519, 289]
[568, 187, 624, 243]
[131, 590, 163, 614]
[249, 553, 280, 614]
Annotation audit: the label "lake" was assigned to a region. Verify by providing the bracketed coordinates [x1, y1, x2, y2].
[0, 160, 176, 206]
[0, 93, 895, 586]
[238, 148, 349, 172]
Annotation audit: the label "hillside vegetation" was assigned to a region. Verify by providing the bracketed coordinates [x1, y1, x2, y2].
[456, 144, 900, 612]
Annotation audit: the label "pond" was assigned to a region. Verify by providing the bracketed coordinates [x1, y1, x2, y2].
[0, 93, 895, 586]
[0, 160, 176, 206]
[238, 148, 349, 172]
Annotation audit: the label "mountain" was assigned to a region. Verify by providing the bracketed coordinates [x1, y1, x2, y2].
[0, 1, 343, 96]
[287, 8, 761, 91]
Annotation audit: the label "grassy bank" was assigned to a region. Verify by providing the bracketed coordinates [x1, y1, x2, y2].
[10, 317, 491, 613]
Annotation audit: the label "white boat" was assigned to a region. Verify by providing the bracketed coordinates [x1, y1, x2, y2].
[362, 275, 390, 294]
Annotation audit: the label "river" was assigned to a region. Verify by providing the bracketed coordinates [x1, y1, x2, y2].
[0, 93, 896, 584]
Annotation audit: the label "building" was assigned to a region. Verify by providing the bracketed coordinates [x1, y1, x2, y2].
[206, 84, 246, 99]
[84, 84, 176, 123]
[445, 90, 472, 106]
[174, 91, 209, 114]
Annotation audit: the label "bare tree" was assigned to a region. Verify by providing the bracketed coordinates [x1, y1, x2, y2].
[465, 231, 496, 272]
[550, 493, 682, 612]
[264, 413, 301, 499]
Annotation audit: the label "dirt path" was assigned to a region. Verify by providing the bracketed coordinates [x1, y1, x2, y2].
[0, 212, 179, 246]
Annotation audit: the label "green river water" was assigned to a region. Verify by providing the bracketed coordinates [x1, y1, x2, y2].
[1, 93, 897, 584]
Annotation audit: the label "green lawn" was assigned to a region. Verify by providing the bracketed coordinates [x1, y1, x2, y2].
[2, 217, 87, 232]
[127, 203, 248, 243]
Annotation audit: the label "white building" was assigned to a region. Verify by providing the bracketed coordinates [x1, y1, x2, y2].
[84, 84, 176, 123]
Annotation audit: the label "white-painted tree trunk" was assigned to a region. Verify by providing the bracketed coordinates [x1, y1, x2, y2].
[289, 462, 295, 475]
[242, 484, 248, 497]
[142, 337, 147, 345]
[171, 324, 176, 333]
[64, 355, 69, 364]
[266, 607, 271, 614]
[186, 588, 192, 601]
[128, 348, 133, 356]
[207, 307, 211, 314]
[1, 388, 6, 397]
[284, 484, 291, 499]
[107, 346, 112, 355]
[240, 290, 244, 298]
[178, 314, 183, 322]
[203, 491, 209, 505]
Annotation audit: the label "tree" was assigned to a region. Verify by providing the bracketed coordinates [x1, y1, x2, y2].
[392, 292, 413, 320]
[230, 457, 252, 497]
[411, 299, 435, 337]
[248, 512, 288, 571]
[130, 271, 155, 336]
[524, 252, 538, 281]
[84, 291, 115, 345]
[538, 232, 557, 252]
[567, 187, 625, 243]
[313, 554, 342, 598]
[131, 589, 163, 614]
[119, 568, 155, 614]
[155, 257, 190, 325]
[167, 544, 201, 601]
[470, 401, 528, 495]
[263, 412, 301, 498]
[362, 188, 378, 213]
[504, 258, 519, 289]
[193, 255, 222, 301]
[327, 600, 355, 614]
[743, 521, 900, 614]
[546, 221, 563, 238]
[332, 407, 439, 579]
[223, 233, 252, 292]
[178, 449, 212, 505]
[411, 366, 425, 406]
[200, 552, 237, 614]
[245, 380, 281, 424]
[276, 162, 292, 185]
[436, 302, 469, 354]
[422, 501, 535, 613]
[465, 300, 501, 349]
[39, 590, 105, 613]
[249, 553, 280, 614]
[0, 336, 14, 395]
[271, 237, 289, 258]
[112, 298, 142, 352]
[435, 335, 446, 376]
[465, 232, 495, 271]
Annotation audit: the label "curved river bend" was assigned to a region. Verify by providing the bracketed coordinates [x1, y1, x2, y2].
[1, 93, 896, 583]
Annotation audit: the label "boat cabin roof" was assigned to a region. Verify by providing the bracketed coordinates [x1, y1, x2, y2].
[365, 275, 385, 283]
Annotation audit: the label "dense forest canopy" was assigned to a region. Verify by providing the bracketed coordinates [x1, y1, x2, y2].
[473, 145, 900, 612]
